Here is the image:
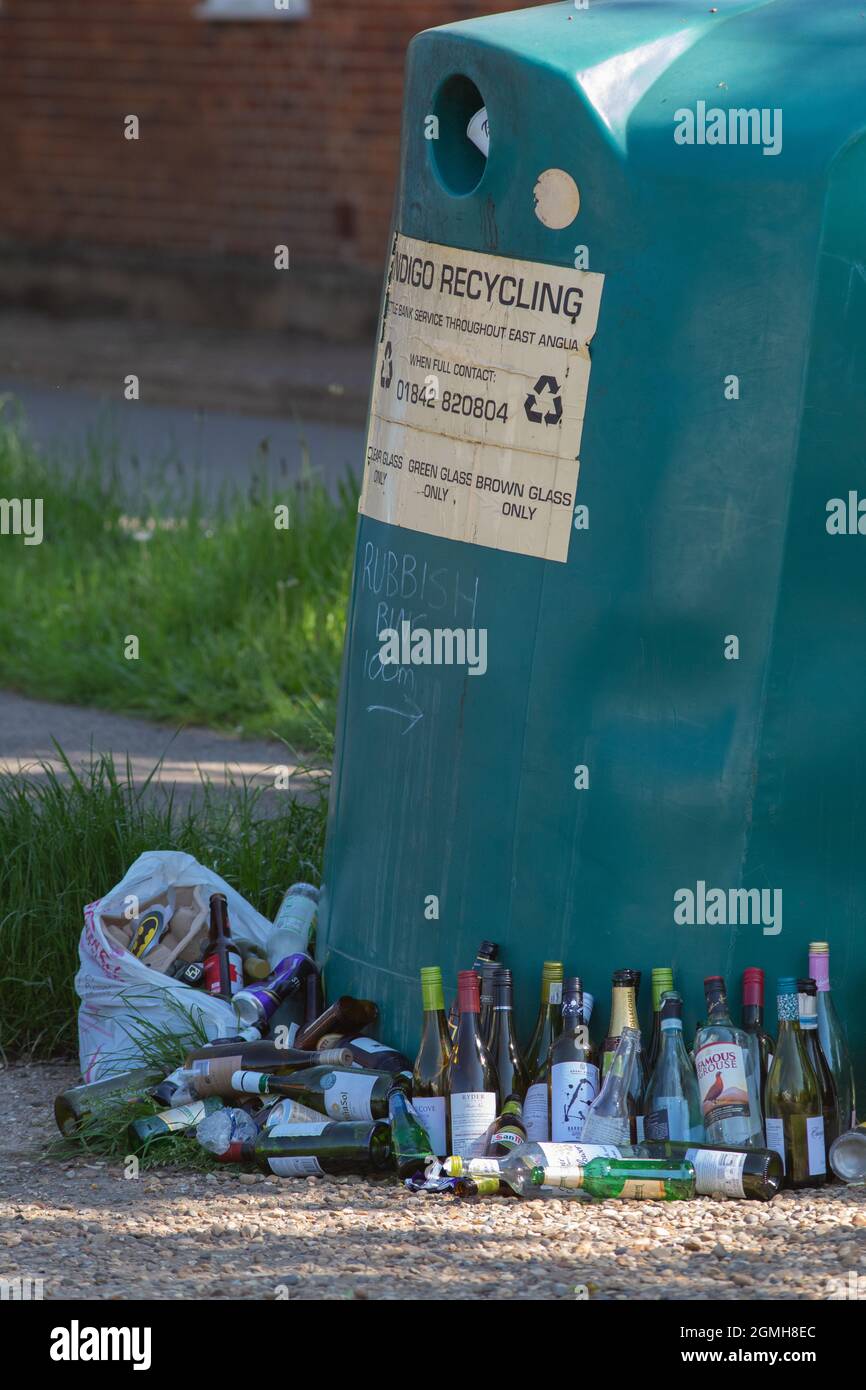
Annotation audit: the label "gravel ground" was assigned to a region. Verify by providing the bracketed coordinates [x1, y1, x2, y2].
[3, 1062, 865, 1302]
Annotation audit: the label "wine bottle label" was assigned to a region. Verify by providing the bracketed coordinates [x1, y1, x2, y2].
[204, 949, 243, 998]
[349, 1037, 390, 1054]
[267, 1155, 325, 1176]
[635, 1115, 645, 1142]
[268, 1122, 329, 1138]
[466, 1158, 501, 1175]
[449, 1091, 498, 1158]
[579, 1113, 631, 1145]
[644, 1099, 690, 1142]
[523, 1082, 549, 1140]
[538, 1141, 621, 1166]
[264, 1099, 325, 1127]
[806, 1116, 826, 1175]
[550, 1061, 599, 1142]
[320, 1070, 377, 1120]
[695, 1042, 751, 1128]
[413, 1096, 447, 1156]
[765, 1116, 786, 1172]
[684, 1148, 747, 1199]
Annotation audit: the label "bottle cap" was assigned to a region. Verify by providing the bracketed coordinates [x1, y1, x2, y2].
[421, 966, 445, 1012]
[612, 968, 636, 985]
[457, 970, 481, 1013]
[797, 976, 817, 995]
[777, 975, 798, 994]
[808, 941, 829, 953]
[776, 977, 799, 1022]
[651, 967, 674, 1008]
[742, 966, 765, 1007]
[493, 968, 513, 1006]
[659, 991, 683, 1023]
[563, 975, 584, 998]
[478, 940, 498, 960]
[541, 960, 564, 978]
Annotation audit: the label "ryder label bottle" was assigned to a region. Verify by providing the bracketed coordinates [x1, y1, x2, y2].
[445, 970, 500, 1159]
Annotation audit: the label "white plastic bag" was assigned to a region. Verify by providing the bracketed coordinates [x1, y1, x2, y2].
[75, 850, 274, 1080]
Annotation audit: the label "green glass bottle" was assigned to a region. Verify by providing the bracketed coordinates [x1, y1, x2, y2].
[765, 977, 827, 1189]
[523, 960, 564, 1141]
[388, 1087, 436, 1179]
[239, 1120, 392, 1176]
[645, 967, 674, 1075]
[483, 1095, 527, 1157]
[798, 977, 839, 1166]
[486, 968, 530, 1102]
[412, 965, 451, 1157]
[532, 1156, 695, 1201]
[230, 1065, 408, 1121]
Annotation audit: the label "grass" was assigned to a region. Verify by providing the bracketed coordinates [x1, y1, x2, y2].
[0, 747, 328, 1059]
[0, 404, 358, 750]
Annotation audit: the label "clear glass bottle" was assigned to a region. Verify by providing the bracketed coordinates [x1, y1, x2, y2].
[581, 1026, 639, 1145]
[765, 977, 827, 1189]
[809, 942, 856, 1132]
[643, 991, 704, 1141]
[829, 1123, 866, 1184]
[547, 977, 598, 1142]
[694, 975, 764, 1148]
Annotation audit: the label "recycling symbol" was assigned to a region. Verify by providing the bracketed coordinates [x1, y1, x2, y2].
[524, 374, 562, 425]
[380, 341, 393, 389]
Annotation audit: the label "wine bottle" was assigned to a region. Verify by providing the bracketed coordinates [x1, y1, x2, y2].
[54, 1067, 165, 1136]
[388, 1088, 436, 1179]
[128, 1097, 223, 1150]
[483, 1095, 527, 1157]
[183, 1040, 352, 1072]
[267, 882, 319, 967]
[228, 1065, 407, 1120]
[798, 976, 839, 1165]
[694, 975, 764, 1148]
[316, 1033, 412, 1074]
[452, 1149, 695, 1201]
[447, 939, 499, 1036]
[547, 976, 598, 1142]
[601, 969, 647, 1139]
[765, 977, 826, 1189]
[809, 942, 856, 1132]
[486, 968, 530, 1102]
[412, 966, 451, 1158]
[829, 1123, 866, 1184]
[237, 1120, 391, 1176]
[259, 1096, 326, 1128]
[478, 962, 499, 1044]
[294, 997, 379, 1050]
[183, 1050, 354, 1100]
[203, 893, 242, 999]
[523, 960, 564, 1141]
[645, 967, 674, 1075]
[643, 991, 703, 1141]
[232, 952, 319, 1028]
[581, 1026, 639, 1144]
[741, 966, 775, 1124]
[445, 970, 500, 1159]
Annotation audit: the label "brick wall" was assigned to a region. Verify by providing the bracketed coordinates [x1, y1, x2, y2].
[0, 0, 533, 336]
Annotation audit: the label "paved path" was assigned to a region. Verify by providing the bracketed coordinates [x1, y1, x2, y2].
[0, 690, 325, 808]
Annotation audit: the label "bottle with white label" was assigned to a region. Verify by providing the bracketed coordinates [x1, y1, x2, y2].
[445, 969, 499, 1159]
[580, 1026, 639, 1145]
[235, 1120, 392, 1176]
[230, 1065, 409, 1122]
[797, 976, 838, 1166]
[547, 976, 598, 1142]
[266, 883, 319, 968]
[523, 960, 564, 1141]
[601, 969, 647, 1141]
[412, 966, 451, 1158]
[643, 991, 704, 1142]
[317, 1032, 412, 1074]
[693, 975, 764, 1149]
[765, 977, 827, 1189]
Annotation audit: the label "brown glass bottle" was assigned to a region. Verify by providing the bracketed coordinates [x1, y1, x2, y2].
[294, 997, 379, 1050]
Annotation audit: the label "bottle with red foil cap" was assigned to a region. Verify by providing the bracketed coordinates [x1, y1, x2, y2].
[808, 942, 856, 1132]
[445, 969, 500, 1160]
[741, 967, 775, 1124]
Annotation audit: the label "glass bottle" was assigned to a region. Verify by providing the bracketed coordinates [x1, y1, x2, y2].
[452, 1150, 695, 1202]
[444, 969, 500, 1159]
[740, 966, 775, 1124]
[645, 967, 674, 1076]
[829, 1123, 866, 1184]
[203, 892, 242, 1000]
[601, 969, 647, 1140]
[478, 962, 499, 1044]
[581, 1026, 639, 1145]
[523, 960, 564, 1141]
[486, 967, 530, 1102]
[447, 940, 498, 1038]
[643, 991, 703, 1141]
[412, 965, 451, 1157]
[798, 976, 838, 1167]
[547, 976, 598, 1142]
[809, 942, 856, 1132]
[388, 1087, 437, 1179]
[694, 975, 763, 1148]
[238, 1119, 392, 1176]
[483, 1095, 527, 1157]
[765, 977, 827, 1189]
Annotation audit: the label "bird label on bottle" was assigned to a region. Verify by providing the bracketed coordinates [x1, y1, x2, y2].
[764, 1116, 786, 1172]
[806, 1116, 826, 1175]
[413, 1096, 447, 1156]
[551, 1061, 599, 1141]
[320, 1070, 377, 1120]
[695, 1042, 751, 1127]
[523, 1082, 550, 1140]
[684, 1148, 747, 1198]
[449, 1091, 498, 1158]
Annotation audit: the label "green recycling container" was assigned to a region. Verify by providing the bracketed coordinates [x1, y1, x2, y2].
[319, 0, 866, 1094]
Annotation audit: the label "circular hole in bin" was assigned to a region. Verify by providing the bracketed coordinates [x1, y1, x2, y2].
[430, 74, 487, 197]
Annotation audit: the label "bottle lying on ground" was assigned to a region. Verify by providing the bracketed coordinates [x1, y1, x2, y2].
[183, 1040, 349, 1070]
[232, 1120, 392, 1176]
[316, 1032, 412, 1073]
[446, 1138, 783, 1201]
[232, 953, 319, 1029]
[128, 1097, 224, 1151]
[181, 1050, 354, 1100]
[388, 1088, 436, 1179]
[412, 966, 451, 1157]
[452, 1151, 695, 1201]
[523, 960, 565, 1141]
[229, 1065, 409, 1121]
[294, 997, 379, 1050]
[55, 1067, 166, 1135]
[829, 1122, 866, 1183]
[258, 1097, 328, 1129]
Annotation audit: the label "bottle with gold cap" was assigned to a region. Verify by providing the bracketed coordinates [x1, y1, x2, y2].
[645, 967, 674, 1075]
[808, 942, 855, 1132]
[412, 965, 452, 1157]
[522, 960, 564, 1141]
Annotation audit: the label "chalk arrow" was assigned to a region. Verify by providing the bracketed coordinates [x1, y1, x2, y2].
[366, 694, 424, 734]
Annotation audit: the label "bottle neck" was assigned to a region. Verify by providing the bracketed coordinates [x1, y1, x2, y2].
[539, 975, 562, 1010]
[705, 991, 732, 1025]
[808, 952, 831, 993]
[607, 985, 639, 1036]
[741, 1002, 764, 1028]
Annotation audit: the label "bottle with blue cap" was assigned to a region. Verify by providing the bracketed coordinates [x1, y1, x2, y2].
[765, 977, 826, 1189]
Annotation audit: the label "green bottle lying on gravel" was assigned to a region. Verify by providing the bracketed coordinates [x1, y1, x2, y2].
[54, 1068, 166, 1136]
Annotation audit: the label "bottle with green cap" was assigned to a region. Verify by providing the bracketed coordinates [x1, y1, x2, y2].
[412, 965, 452, 1157]
[765, 977, 827, 1189]
[643, 991, 703, 1141]
[645, 967, 674, 1075]
[522, 960, 564, 1141]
